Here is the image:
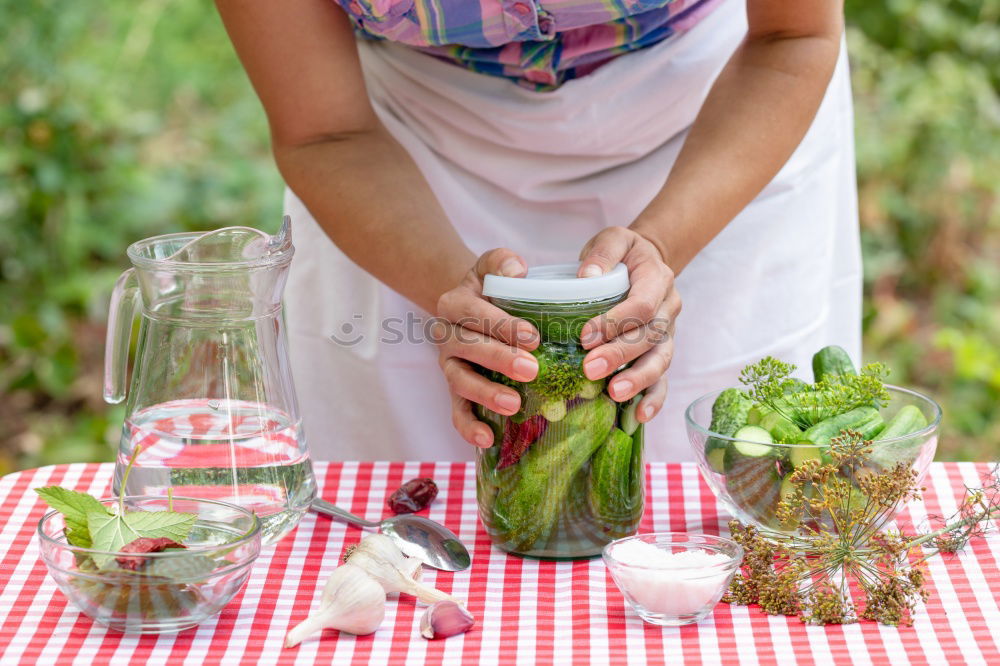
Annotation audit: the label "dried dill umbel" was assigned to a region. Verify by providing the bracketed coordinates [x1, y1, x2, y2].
[724, 432, 1000, 626]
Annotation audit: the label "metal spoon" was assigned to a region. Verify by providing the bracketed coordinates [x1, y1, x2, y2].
[311, 498, 472, 572]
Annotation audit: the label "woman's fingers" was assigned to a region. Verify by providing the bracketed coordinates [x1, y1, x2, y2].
[440, 357, 522, 416]
[580, 240, 674, 350]
[637, 375, 669, 423]
[436, 247, 538, 349]
[436, 286, 539, 350]
[582, 299, 676, 382]
[473, 247, 528, 281]
[438, 247, 534, 448]
[436, 324, 538, 381]
[451, 394, 494, 448]
[604, 331, 675, 401]
[578, 227, 632, 278]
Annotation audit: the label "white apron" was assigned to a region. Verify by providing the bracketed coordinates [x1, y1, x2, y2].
[283, 0, 862, 462]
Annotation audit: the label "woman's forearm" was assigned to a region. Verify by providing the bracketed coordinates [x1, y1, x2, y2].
[214, 1, 473, 314]
[632, 19, 843, 273]
[276, 128, 475, 314]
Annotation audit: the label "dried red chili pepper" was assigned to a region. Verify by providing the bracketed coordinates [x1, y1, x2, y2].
[497, 415, 548, 469]
[115, 537, 187, 570]
[388, 478, 439, 514]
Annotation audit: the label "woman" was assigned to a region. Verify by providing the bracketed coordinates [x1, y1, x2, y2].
[216, 0, 860, 461]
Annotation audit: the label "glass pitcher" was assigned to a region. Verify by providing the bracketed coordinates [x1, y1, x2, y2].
[104, 218, 315, 545]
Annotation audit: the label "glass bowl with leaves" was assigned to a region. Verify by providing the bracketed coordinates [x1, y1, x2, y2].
[37, 492, 261, 633]
[685, 351, 942, 534]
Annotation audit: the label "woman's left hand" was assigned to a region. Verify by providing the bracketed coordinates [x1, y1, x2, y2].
[576, 226, 681, 425]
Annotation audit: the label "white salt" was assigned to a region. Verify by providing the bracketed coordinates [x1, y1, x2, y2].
[610, 541, 733, 617]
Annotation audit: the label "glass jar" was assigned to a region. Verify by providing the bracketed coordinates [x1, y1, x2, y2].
[475, 263, 644, 558]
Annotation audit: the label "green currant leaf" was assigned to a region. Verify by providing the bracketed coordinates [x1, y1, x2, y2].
[35, 486, 109, 528]
[86, 509, 197, 567]
[144, 554, 220, 580]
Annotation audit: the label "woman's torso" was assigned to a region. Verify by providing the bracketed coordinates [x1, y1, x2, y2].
[285, 1, 862, 461]
[332, 0, 723, 88]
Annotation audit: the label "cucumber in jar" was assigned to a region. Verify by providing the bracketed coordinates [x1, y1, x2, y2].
[491, 395, 617, 552]
[587, 427, 642, 538]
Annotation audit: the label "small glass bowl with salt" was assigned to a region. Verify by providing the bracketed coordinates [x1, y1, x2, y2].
[603, 533, 743, 626]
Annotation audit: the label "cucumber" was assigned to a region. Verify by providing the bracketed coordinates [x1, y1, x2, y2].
[783, 378, 811, 395]
[748, 398, 802, 429]
[732, 425, 773, 446]
[812, 345, 856, 383]
[746, 400, 792, 426]
[539, 400, 567, 422]
[628, 425, 645, 519]
[875, 404, 929, 441]
[706, 447, 728, 476]
[577, 378, 604, 400]
[758, 409, 803, 444]
[703, 389, 752, 474]
[588, 428, 642, 536]
[733, 424, 773, 445]
[620, 393, 642, 436]
[492, 395, 616, 551]
[869, 404, 929, 470]
[777, 475, 800, 529]
[724, 428, 781, 526]
[802, 406, 883, 445]
[788, 443, 827, 468]
[853, 412, 885, 441]
[724, 426, 775, 473]
[775, 473, 819, 530]
[709, 389, 753, 435]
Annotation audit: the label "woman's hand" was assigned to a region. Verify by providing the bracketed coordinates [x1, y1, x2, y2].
[577, 226, 682, 425]
[435, 249, 541, 448]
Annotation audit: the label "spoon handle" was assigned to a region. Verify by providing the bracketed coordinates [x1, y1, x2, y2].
[311, 498, 381, 529]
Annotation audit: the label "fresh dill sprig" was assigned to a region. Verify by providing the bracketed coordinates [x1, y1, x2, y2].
[723, 433, 1000, 626]
[738, 357, 891, 429]
[785, 363, 891, 426]
[738, 356, 797, 408]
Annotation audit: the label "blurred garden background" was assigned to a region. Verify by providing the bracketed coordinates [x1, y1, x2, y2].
[1, 0, 997, 472]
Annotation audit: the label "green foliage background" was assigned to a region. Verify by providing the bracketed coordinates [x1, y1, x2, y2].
[1, 0, 997, 471]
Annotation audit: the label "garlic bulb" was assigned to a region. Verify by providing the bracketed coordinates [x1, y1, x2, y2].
[346, 533, 462, 605]
[284, 563, 386, 647]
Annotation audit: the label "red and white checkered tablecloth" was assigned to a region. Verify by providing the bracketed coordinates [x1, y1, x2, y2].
[0, 461, 997, 665]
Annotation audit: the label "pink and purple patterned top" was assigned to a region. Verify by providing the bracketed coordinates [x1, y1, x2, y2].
[333, 0, 723, 89]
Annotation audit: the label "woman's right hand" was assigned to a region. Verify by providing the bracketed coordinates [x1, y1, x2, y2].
[434, 249, 541, 448]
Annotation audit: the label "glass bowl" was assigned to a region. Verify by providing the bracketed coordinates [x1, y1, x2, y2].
[38, 496, 261, 633]
[603, 533, 742, 626]
[685, 384, 941, 533]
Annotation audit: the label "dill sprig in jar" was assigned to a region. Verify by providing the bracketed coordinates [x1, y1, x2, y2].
[474, 263, 644, 558]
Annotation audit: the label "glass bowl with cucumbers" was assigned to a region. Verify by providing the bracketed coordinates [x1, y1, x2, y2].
[685, 345, 941, 534]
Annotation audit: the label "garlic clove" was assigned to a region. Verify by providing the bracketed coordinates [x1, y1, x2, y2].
[285, 563, 386, 647]
[420, 601, 475, 640]
[346, 533, 463, 606]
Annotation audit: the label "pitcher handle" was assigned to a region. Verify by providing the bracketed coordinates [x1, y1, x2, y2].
[104, 268, 139, 404]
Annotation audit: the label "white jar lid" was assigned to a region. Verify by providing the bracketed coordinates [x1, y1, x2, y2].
[482, 262, 630, 304]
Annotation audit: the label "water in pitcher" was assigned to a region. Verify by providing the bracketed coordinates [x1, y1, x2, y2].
[115, 399, 316, 545]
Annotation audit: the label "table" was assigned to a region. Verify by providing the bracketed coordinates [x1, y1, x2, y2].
[0, 462, 997, 665]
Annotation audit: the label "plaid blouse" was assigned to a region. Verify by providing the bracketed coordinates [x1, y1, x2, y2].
[333, 0, 723, 89]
